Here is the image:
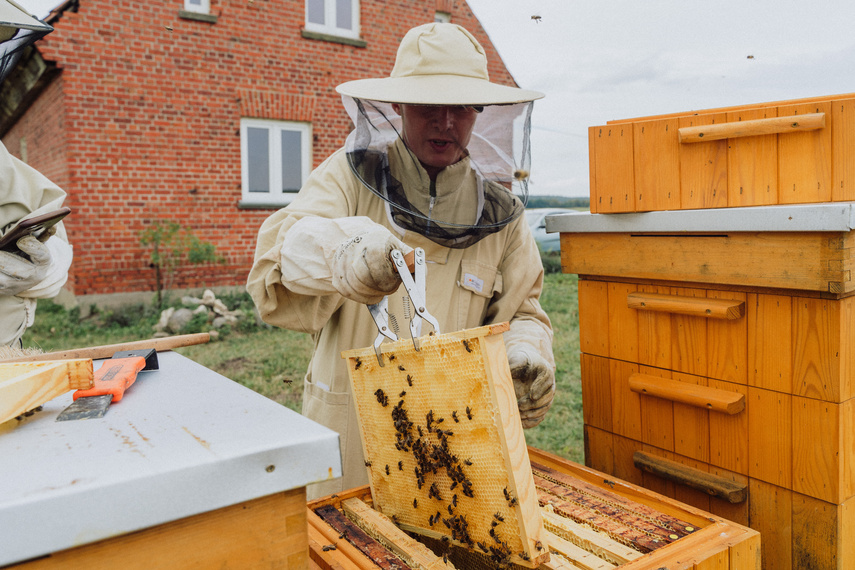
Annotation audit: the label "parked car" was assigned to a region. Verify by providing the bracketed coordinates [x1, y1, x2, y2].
[525, 208, 580, 252]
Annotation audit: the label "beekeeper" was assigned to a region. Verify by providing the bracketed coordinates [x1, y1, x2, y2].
[247, 22, 555, 497]
[0, 0, 73, 348]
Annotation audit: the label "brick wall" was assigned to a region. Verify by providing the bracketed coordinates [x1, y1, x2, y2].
[4, 0, 517, 299]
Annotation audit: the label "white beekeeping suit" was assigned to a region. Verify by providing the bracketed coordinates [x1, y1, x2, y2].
[0, 0, 73, 347]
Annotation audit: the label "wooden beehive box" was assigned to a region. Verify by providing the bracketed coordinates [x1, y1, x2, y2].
[588, 92, 855, 213]
[341, 323, 548, 567]
[308, 448, 760, 570]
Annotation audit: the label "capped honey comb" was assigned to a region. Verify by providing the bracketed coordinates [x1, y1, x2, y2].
[342, 323, 548, 567]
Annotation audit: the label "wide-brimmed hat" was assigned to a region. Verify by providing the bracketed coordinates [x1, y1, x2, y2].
[336, 23, 544, 106]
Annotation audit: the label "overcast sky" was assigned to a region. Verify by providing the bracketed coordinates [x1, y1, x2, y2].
[18, 0, 855, 198]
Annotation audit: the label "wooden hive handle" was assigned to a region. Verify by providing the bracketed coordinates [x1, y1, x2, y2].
[633, 451, 747, 504]
[628, 373, 745, 415]
[627, 292, 744, 320]
[678, 112, 825, 143]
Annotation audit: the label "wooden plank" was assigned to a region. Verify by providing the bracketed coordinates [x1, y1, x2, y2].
[580, 354, 612, 432]
[0, 333, 211, 363]
[589, 123, 635, 213]
[632, 451, 747, 504]
[670, 455, 711, 514]
[619, 523, 754, 570]
[0, 360, 93, 425]
[792, 297, 841, 402]
[543, 531, 616, 570]
[670, 286, 708, 377]
[342, 324, 547, 568]
[707, 289, 748, 385]
[842, 296, 855, 402]
[340, 498, 452, 570]
[726, 107, 779, 207]
[678, 112, 728, 209]
[629, 372, 744, 415]
[748, 387, 792, 488]
[609, 359, 641, 441]
[832, 98, 855, 201]
[314, 505, 412, 569]
[747, 293, 793, 393]
[540, 509, 642, 565]
[607, 282, 638, 363]
[11, 489, 309, 569]
[792, 396, 840, 504]
[578, 279, 609, 358]
[636, 284, 672, 370]
[679, 112, 825, 143]
[561, 232, 854, 294]
[583, 426, 614, 476]
[671, 372, 710, 464]
[634, 118, 681, 212]
[748, 479, 792, 570]
[778, 101, 833, 205]
[309, 513, 379, 570]
[706, 466, 749, 527]
[627, 291, 744, 320]
[707, 379, 748, 476]
[792, 492, 839, 570]
[637, 366, 674, 452]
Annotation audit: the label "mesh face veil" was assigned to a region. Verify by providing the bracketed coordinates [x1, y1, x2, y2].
[342, 96, 534, 249]
[0, 0, 53, 84]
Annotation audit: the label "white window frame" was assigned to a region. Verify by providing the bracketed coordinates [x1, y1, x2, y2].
[184, 0, 210, 15]
[240, 118, 311, 206]
[305, 0, 360, 40]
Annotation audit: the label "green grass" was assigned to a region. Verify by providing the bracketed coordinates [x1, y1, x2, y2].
[21, 263, 582, 463]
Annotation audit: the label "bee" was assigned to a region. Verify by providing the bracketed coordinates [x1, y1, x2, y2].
[399, 390, 407, 398]
[413, 498, 418, 508]
[388, 354, 396, 361]
[398, 460, 403, 471]
[322, 544, 336, 551]
[477, 541, 488, 552]
[465, 406, 472, 420]
[164, 25, 174, 31]
[385, 464, 390, 475]
[520, 552, 531, 561]
[406, 374, 413, 386]
[508, 497, 518, 507]
[530, 15, 541, 24]
[391, 514, 399, 525]
[464, 458, 473, 466]
[513, 169, 530, 181]
[462, 339, 472, 353]
[338, 531, 347, 539]
[503, 487, 510, 501]
[398, 365, 406, 371]
[535, 540, 543, 551]
[451, 410, 459, 423]
[364, 461, 372, 467]
[452, 494, 458, 507]
[493, 512, 504, 522]
[354, 357, 362, 370]
[447, 504, 454, 515]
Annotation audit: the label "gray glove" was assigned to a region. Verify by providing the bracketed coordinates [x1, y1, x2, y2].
[0, 235, 51, 296]
[332, 227, 410, 304]
[508, 345, 555, 428]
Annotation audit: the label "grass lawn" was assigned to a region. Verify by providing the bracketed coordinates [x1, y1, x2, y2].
[21, 265, 583, 463]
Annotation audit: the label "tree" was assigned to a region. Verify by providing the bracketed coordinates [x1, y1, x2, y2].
[139, 221, 224, 307]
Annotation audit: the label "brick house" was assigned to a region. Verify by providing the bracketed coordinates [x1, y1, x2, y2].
[0, 0, 519, 305]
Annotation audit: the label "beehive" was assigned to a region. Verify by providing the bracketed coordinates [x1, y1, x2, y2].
[308, 448, 760, 570]
[587, 92, 855, 213]
[341, 323, 548, 568]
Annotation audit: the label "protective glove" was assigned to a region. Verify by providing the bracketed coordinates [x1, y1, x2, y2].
[332, 226, 411, 304]
[0, 235, 52, 296]
[508, 344, 555, 428]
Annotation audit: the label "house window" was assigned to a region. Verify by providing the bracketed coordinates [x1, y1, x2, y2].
[184, 0, 210, 14]
[435, 11, 451, 23]
[305, 0, 360, 40]
[241, 119, 311, 206]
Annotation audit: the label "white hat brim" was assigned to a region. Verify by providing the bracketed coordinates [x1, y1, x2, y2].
[336, 75, 544, 106]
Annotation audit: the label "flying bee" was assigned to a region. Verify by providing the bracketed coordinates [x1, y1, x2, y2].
[530, 15, 541, 23]
[513, 169, 530, 181]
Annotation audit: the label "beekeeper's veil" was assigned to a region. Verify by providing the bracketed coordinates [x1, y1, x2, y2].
[336, 23, 544, 249]
[0, 0, 52, 84]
